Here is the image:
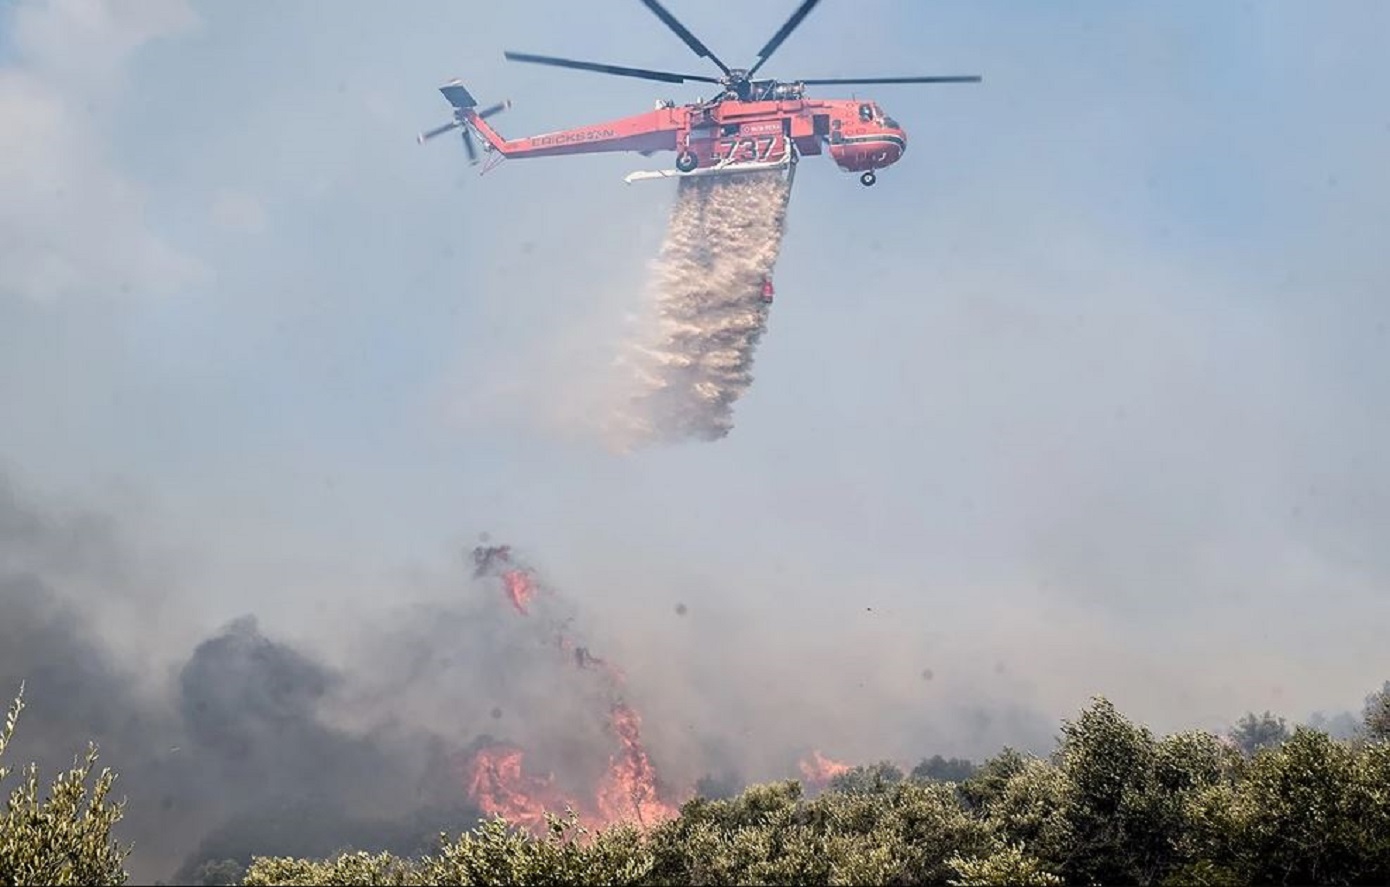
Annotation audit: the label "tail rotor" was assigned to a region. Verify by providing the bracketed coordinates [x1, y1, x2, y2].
[417, 80, 510, 165]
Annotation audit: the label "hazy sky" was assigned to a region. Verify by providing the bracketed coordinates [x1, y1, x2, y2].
[3, 0, 1390, 759]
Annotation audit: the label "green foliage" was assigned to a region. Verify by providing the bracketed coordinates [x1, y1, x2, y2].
[241, 850, 420, 886]
[645, 775, 993, 885]
[947, 843, 1063, 886]
[0, 683, 131, 886]
[911, 754, 978, 784]
[973, 755, 1073, 867]
[1228, 710, 1290, 756]
[1213, 727, 1390, 884]
[191, 858, 249, 885]
[244, 812, 653, 886]
[957, 747, 1030, 811]
[826, 760, 905, 795]
[1363, 681, 1390, 741]
[1054, 696, 1171, 884]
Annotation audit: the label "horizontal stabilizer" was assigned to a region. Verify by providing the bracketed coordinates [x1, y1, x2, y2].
[439, 80, 477, 109]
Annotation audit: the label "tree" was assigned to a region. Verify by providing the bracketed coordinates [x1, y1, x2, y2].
[1362, 680, 1390, 742]
[911, 755, 978, 784]
[1228, 710, 1290, 756]
[1217, 727, 1374, 884]
[243, 813, 654, 886]
[827, 760, 905, 795]
[190, 858, 247, 886]
[0, 683, 131, 886]
[947, 842, 1063, 886]
[957, 747, 1029, 811]
[1054, 696, 1176, 885]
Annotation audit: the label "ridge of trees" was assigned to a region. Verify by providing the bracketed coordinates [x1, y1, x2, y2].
[5, 680, 1389, 886]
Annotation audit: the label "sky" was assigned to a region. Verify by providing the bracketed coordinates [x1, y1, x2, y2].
[3, 0, 1390, 815]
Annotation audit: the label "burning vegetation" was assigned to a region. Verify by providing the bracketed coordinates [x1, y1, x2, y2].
[464, 543, 681, 834]
[461, 541, 930, 837]
[8, 532, 1390, 884]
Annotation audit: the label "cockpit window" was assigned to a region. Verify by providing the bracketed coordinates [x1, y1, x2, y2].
[858, 103, 873, 122]
[883, 116, 899, 129]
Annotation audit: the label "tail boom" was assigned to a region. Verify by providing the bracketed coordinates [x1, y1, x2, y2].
[466, 108, 683, 160]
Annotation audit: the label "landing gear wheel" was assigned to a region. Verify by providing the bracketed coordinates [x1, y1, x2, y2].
[860, 171, 877, 187]
[676, 151, 698, 173]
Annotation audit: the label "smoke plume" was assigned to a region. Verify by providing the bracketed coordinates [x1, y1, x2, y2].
[13, 471, 1365, 882]
[609, 168, 795, 447]
[1, 477, 770, 881]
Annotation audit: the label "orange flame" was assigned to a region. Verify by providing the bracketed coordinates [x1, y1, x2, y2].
[798, 749, 851, 785]
[460, 544, 683, 835]
[460, 709, 680, 835]
[501, 569, 535, 615]
[595, 702, 679, 828]
[463, 744, 580, 832]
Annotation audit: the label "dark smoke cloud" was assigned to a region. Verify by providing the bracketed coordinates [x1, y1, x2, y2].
[0, 478, 486, 882]
[0, 480, 757, 881]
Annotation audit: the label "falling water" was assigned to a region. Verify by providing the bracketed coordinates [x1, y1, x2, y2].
[607, 168, 795, 447]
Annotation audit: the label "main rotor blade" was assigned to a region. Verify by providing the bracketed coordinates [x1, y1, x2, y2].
[639, 0, 731, 76]
[747, 0, 822, 78]
[799, 75, 983, 84]
[503, 50, 721, 84]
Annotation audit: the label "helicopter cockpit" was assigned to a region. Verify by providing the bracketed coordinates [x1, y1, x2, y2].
[857, 101, 900, 130]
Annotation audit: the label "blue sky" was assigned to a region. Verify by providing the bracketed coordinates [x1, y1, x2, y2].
[2, 0, 1389, 758]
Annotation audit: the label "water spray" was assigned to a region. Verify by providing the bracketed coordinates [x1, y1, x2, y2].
[610, 167, 796, 447]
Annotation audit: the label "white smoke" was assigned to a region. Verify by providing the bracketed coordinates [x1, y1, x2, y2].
[605, 168, 795, 448]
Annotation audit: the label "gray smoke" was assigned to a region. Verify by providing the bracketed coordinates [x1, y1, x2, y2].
[610, 168, 795, 446]
[0, 480, 487, 882]
[0, 477, 764, 882]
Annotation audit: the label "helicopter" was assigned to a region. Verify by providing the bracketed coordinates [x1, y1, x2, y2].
[417, 0, 980, 187]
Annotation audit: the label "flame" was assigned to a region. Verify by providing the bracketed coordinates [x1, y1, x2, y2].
[500, 569, 535, 615]
[595, 702, 679, 828]
[463, 744, 581, 832]
[799, 749, 851, 785]
[460, 546, 681, 835]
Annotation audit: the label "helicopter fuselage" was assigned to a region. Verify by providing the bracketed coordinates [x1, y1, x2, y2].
[457, 89, 907, 182]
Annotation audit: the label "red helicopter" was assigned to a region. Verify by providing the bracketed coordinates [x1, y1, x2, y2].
[417, 0, 981, 187]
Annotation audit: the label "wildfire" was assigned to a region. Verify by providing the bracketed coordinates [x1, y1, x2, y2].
[463, 744, 580, 832]
[501, 569, 534, 615]
[799, 749, 851, 786]
[595, 702, 679, 828]
[461, 543, 681, 834]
